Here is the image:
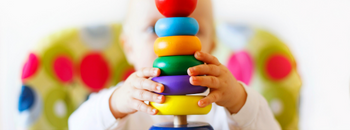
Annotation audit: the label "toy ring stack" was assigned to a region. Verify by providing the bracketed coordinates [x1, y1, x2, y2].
[150, 0, 213, 130]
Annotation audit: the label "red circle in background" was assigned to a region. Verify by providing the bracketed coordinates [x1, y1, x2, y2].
[80, 53, 110, 92]
[22, 53, 40, 80]
[122, 68, 135, 81]
[265, 54, 292, 80]
[155, 0, 198, 17]
[53, 56, 74, 83]
[227, 51, 254, 85]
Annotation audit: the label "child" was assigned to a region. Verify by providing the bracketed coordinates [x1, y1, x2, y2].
[69, 0, 281, 129]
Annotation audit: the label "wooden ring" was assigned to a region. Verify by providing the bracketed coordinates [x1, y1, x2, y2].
[154, 36, 201, 57]
[150, 95, 212, 115]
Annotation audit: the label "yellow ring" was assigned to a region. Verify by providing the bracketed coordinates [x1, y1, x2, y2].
[150, 95, 211, 115]
[154, 36, 201, 57]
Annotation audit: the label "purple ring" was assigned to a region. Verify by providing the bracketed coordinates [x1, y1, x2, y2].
[152, 75, 207, 95]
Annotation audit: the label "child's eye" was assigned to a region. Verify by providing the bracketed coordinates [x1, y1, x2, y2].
[146, 26, 156, 34]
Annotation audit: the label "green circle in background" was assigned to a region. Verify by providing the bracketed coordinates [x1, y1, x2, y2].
[112, 58, 134, 86]
[262, 86, 296, 128]
[44, 87, 74, 129]
[256, 44, 294, 82]
[153, 55, 203, 76]
[42, 44, 75, 84]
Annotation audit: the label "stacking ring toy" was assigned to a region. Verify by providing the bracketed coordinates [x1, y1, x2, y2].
[153, 55, 203, 76]
[150, 122, 213, 130]
[155, 17, 199, 37]
[154, 36, 201, 57]
[152, 75, 207, 95]
[155, 0, 198, 17]
[150, 96, 211, 115]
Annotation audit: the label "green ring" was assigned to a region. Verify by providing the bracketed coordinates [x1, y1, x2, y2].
[153, 55, 203, 76]
[44, 87, 74, 129]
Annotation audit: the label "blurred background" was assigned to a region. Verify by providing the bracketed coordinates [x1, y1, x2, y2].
[0, 0, 350, 129]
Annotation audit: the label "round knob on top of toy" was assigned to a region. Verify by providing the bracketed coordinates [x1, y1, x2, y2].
[155, 0, 198, 17]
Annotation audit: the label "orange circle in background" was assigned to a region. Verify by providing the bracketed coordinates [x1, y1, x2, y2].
[154, 36, 201, 56]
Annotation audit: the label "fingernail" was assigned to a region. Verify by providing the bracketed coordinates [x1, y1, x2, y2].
[196, 52, 201, 57]
[199, 100, 206, 107]
[153, 69, 158, 75]
[188, 68, 193, 74]
[152, 109, 157, 114]
[156, 85, 161, 92]
[158, 95, 163, 100]
[191, 77, 197, 81]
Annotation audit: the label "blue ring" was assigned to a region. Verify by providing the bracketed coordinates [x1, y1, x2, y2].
[155, 17, 199, 37]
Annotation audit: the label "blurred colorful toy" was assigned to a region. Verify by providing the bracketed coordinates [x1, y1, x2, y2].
[216, 23, 302, 130]
[18, 24, 134, 130]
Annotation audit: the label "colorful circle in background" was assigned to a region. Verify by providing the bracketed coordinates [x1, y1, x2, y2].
[216, 23, 254, 51]
[263, 86, 296, 128]
[53, 55, 74, 83]
[265, 54, 292, 80]
[122, 67, 134, 81]
[80, 25, 113, 51]
[113, 58, 134, 85]
[256, 44, 295, 82]
[42, 44, 75, 84]
[18, 85, 42, 127]
[80, 53, 110, 92]
[226, 51, 253, 85]
[22, 53, 40, 80]
[44, 87, 74, 129]
[18, 85, 35, 112]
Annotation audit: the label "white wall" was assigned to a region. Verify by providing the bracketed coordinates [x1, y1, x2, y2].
[0, 0, 349, 130]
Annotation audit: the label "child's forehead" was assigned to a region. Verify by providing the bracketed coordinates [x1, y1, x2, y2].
[127, 0, 162, 20]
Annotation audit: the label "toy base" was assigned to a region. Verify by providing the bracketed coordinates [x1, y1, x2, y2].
[150, 122, 213, 130]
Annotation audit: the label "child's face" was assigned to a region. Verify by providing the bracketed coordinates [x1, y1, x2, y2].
[121, 0, 215, 71]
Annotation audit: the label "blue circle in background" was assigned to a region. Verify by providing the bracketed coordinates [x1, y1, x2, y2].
[18, 85, 35, 112]
[155, 17, 199, 37]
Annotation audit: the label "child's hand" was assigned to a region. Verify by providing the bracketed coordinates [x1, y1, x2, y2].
[109, 68, 164, 118]
[188, 51, 247, 114]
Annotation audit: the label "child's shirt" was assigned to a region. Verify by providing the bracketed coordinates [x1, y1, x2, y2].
[69, 82, 281, 130]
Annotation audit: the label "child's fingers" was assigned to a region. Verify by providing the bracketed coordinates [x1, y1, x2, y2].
[188, 64, 221, 76]
[132, 78, 164, 93]
[198, 91, 221, 107]
[132, 89, 164, 103]
[136, 67, 161, 78]
[190, 76, 220, 89]
[194, 51, 221, 66]
[131, 99, 158, 115]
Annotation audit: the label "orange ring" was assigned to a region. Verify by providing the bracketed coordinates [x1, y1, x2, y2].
[154, 36, 201, 56]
